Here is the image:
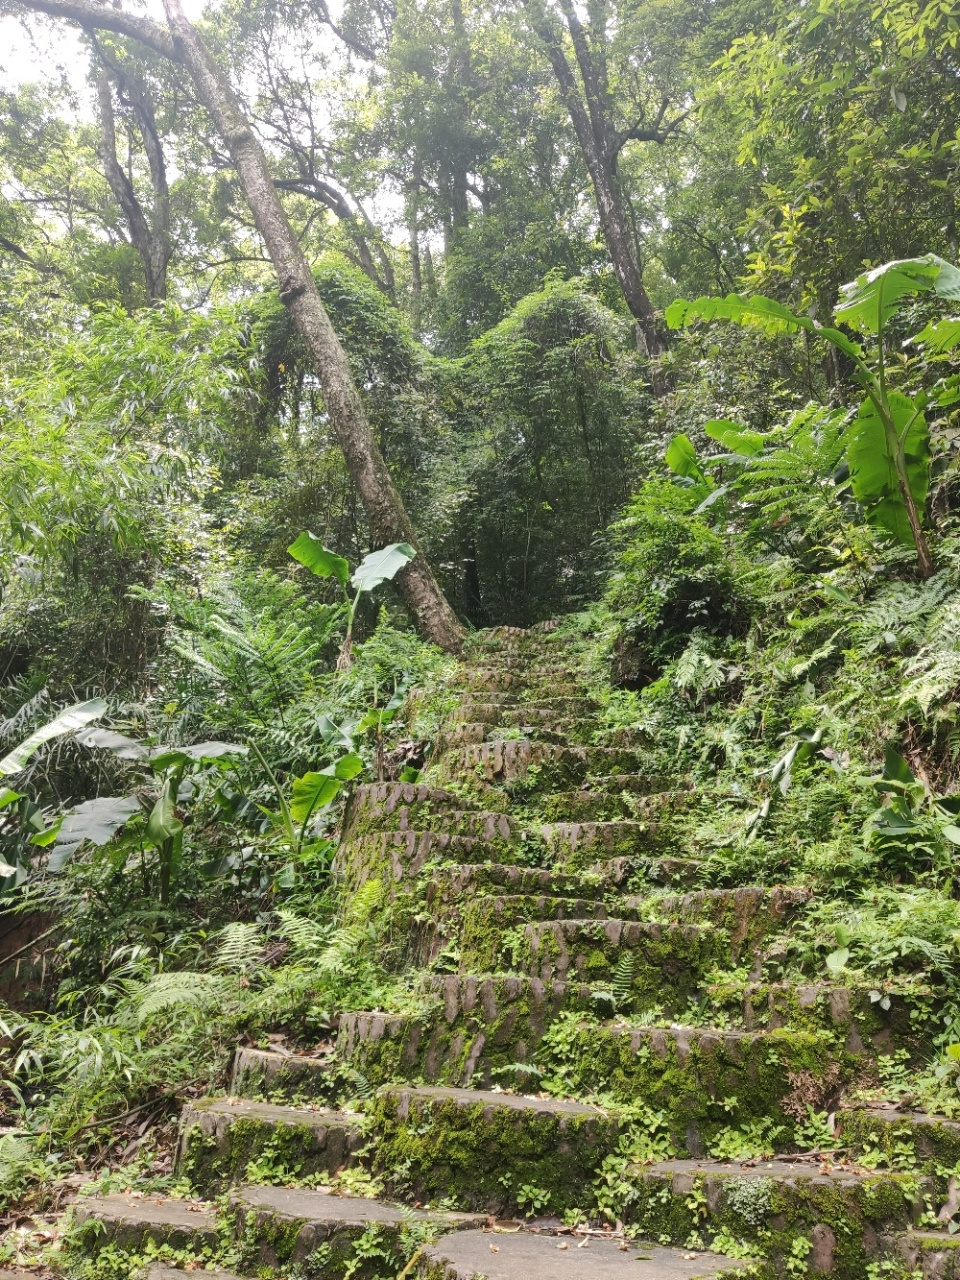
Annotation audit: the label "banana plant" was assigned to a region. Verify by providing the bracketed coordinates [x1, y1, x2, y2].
[666, 254, 960, 578]
[0, 697, 107, 885]
[288, 533, 416, 668]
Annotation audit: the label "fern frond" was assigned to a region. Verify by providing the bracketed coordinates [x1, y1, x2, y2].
[214, 922, 264, 974]
[134, 971, 231, 1022]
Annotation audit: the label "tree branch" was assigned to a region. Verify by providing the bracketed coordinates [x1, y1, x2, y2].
[10, 0, 178, 59]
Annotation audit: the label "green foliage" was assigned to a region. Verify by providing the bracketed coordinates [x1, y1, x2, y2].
[605, 480, 757, 673]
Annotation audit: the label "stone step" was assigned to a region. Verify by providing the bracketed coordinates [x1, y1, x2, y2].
[511, 918, 721, 1006]
[538, 781, 690, 828]
[429, 742, 648, 792]
[440, 717, 598, 749]
[426, 863, 608, 905]
[177, 1096, 362, 1191]
[417, 1231, 750, 1280]
[72, 1194, 219, 1252]
[595, 854, 706, 889]
[450, 701, 600, 729]
[462, 667, 585, 697]
[635, 886, 810, 960]
[369, 1084, 619, 1213]
[334, 829, 499, 893]
[837, 1107, 960, 1184]
[706, 980, 926, 1052]
[145, 1267, 241, 1280]
[338, 974, 597, 1089]
[342, 782, 488, 841]
[230, 1046, 339, 1101]
[230, 1184, 483, 1271]
[542, 819, 675, 867]
[894, 1230, 960, 1280]
[338, 994, 845, 1148]
[627, 1158, 925, 1277]
[459, 894, 636, 971]
[344, 800, 516, 846]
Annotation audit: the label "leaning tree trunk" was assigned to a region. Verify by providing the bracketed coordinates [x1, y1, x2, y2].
[17, 0, 464, 652]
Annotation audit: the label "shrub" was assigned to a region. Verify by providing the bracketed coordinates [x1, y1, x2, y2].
[605, 479, 755, 681]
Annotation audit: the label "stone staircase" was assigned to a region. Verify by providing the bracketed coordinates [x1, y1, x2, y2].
[69, 625, 960, 1279]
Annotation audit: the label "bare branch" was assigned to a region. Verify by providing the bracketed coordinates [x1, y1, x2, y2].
[8, 0, 177, 59]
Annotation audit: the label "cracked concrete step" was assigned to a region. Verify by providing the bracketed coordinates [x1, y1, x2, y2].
[459, 893, 637, 971]
[512, 918, 721, 1005]
[417, 1231, 750, 1280]
[230, 1184, 483, 1270]
[837, 1108, 960, 1183]
[72, 1193, 219, 1251]
[177, 1096, 362, 1191]
[629, 1158, 925, 1278]
[706, 980, 927, 1052]
[370, 1084, 619, 1213]
[230, 1046, 339, 1100]
[633, 886, 810, 959]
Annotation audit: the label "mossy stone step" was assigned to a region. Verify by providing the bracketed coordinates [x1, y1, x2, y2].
[837, 1108, 960, 1183]
[705, 980, 925, 1052]
[459, 894, 637, 971]
[231, 1046, 337, 1100]
[542, 820, 676, 867]
[229, 1184, 483, 1273]
[512, 918, 720, 1005]
[430, 742, 648, 792]
[462, 668, 585, 697]
[595, 854, 706, 889]
[177, 1096, 362, 1191]
[531, 1021, 847, 1147]
[369, 1084, 619, 1213]
[146, 1267, 241, 1280]
[635, 886, 810, 959]
[343, 782, 490, 840]
[425, 863, 608, 905]
[71, 1193, 218, 1252]
[338, 974, 597, 1087]
[539, 782, 690, 828]
[417, 1231, 750, 1280]
[334, 829, 497, 893]
[344, 800, 515, 845]
[628, 1158, 925, 1277]
[451, 700, 600, 729]
[894, 1230, 960, 1280]
[440, 718, 600, 749]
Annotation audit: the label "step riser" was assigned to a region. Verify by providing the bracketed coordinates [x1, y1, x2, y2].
[509, 920, 722, 1008]
[625, 1166, 925, 1278]
[370, 1089, 619, 1215]
[178, 1103, 361, 1193]
[838, 1110, 960, 1187]
[428, 742, 648, 793]
[230, 1048, 340, 1103]
[334, 830, 496, 895]
[337, 1000, 849, 1153]
[709, 985, 928, 1055]
[640, 888, 809, 962]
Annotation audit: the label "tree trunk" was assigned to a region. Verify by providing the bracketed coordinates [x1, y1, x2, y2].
[522, 0, 671, 395]
[17, 0, 464, 652]
[96, 67, 170, 303]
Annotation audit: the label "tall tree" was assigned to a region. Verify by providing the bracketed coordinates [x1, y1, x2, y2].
[6, 0, 464, 651]
[520, 0, 688, 385]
